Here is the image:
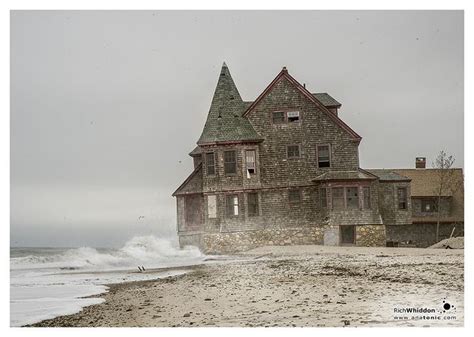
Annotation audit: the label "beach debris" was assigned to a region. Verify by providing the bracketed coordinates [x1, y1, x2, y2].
[138, 266, 143, 272]
[142, 266, 146, 271]
[429, 237, 463, 249]
[343, 320, 350, 326]
[183, 313, 191, 317]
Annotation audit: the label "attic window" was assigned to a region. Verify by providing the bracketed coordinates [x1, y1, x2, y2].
[272, 111, 285, 124]
[287, 111, 300, 122]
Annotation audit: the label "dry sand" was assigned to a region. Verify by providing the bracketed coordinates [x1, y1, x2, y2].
[29, 245, 463, 327]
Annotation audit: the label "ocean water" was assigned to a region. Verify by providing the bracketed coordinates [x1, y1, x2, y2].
[10, 236, 204, 327]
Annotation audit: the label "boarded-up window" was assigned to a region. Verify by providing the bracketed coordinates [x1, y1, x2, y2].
[363, 187, 371, 209]
[207, 195, 217, 218]
[245, 150, 256, 175]
[247, 193, 259, 216]
[289, 189, 301, 203]
[320, 188, 327, 208]
[272, 111, 285, 124]
[346, 187, 359, 209]
[226, 194, 239, 217]
[224, 150, 237, 174]
[287, 111, 300, 122]
[206, 152, 215, 175]
[332, 187, 344, 209]
[317, 145, 330, 168]
[287, 145, 300, 158]
[398, 187, 408, 210]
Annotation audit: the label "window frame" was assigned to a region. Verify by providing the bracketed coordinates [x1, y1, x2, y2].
[247, 192, 259, 217]
[397, 187, 408, 210]
[223, 150, 237, 175]
[316, 144, 331, 168]
[331, 187, 345, 209]
[245, 149, 257, 175]
[205, 152, 216, 176]
[287, 145, 301, 159]
[287, 111, 301, 123]
[225, 194, 239, 217]
[346, 186, 359, 209]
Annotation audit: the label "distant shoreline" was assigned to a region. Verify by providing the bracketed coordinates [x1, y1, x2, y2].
[27, 245, 464, 327]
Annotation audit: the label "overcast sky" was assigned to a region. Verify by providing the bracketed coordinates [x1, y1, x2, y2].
[11, 10, 463, 248]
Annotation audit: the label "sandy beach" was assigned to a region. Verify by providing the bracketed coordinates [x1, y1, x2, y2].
[29, 245, 464, 327]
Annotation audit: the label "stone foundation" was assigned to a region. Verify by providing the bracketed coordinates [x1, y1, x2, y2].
[356, 225, 386, 247]
[201, 227, 325, 254]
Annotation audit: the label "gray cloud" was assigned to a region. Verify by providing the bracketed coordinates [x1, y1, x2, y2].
[11, 10, 463, 247]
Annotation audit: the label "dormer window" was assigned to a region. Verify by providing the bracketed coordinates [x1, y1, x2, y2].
[287, 111, 300, 122]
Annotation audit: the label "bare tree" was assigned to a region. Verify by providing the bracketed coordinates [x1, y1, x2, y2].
[432, 150, 461, 242]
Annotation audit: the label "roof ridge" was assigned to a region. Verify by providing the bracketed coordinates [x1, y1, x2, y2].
[242, 67, 361, 141]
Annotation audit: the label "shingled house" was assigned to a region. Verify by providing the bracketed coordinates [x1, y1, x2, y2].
[172, 63, 463, 253]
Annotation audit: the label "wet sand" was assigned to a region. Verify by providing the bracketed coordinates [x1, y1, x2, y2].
[29, 245, 463, 327]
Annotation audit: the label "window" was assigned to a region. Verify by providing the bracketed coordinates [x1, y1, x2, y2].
[207, 195, 217, 218]
[317, 145, 330, 168]
[245, 150, 256, 175]
[320, 188, 328, 208]
[205, 152, 215, 175]
[287, 145, 300, 158]
[346, 187, 359, 209]
[272, 111, 285, 124]
[363, 187, 371, 209]
[287, 111, 300, 122]
[421, 199, 437, 213]
[247, 193, 259, 216]
[224, 150, 237, 174]
[289, 189, 301, 203]
[226, 195, 239, 217]
[332, 187, 344, 209]
[398, 187, 408, 210]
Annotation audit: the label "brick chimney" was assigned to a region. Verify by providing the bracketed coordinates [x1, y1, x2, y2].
[416, 157, 426, 169]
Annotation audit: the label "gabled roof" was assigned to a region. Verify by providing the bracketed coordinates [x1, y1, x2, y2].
[312, 93, 341, 107]
[366, 169, 411, 182]
[172, 163, 203, 196]
[242, 67, 361, 142]
[197, 63, 263, 145]
[312, 169, 377, 182]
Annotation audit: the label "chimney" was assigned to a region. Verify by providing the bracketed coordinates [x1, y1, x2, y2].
[416, 157, 426, 169]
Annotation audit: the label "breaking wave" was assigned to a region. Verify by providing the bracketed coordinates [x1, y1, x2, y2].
[10, 235, 203, 271]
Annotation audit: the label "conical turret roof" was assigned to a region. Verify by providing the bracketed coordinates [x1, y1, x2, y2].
[197, 63, 262, 145]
